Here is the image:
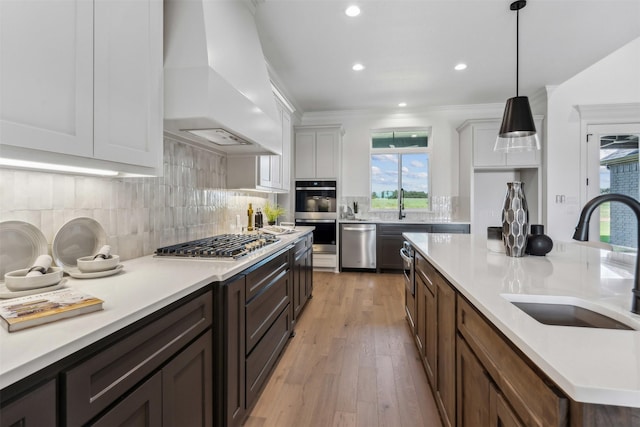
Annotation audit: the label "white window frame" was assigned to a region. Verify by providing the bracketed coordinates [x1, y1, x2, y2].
[369, 128, 432, 213]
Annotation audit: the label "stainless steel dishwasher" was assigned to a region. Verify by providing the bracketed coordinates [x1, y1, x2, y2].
[340, 223, 376, 270]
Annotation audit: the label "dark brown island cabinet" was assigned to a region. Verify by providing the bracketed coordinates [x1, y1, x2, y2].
[376, 223, 469, 272]
[0, 234, 314, 427]
[411, 252, 640, 427]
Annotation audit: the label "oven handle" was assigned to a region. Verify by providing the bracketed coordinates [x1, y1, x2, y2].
[399, 247, 412, 264]
[295, 186, 336, 191]
[295, 219, 336, 223]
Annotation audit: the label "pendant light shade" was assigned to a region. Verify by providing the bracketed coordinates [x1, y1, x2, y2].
[495, 95, 540, 151]
[495, 0, 539, 152]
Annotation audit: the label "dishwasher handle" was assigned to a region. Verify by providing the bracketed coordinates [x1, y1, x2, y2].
[343, 226, 376, 232]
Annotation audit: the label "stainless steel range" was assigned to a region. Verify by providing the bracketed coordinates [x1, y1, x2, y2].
[155, 234, 280, 259]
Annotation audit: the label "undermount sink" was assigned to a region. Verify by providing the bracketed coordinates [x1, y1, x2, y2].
[502, 294, 638, 330]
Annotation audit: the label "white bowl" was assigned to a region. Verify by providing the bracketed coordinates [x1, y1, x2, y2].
[4, 267, 64, 291]
[77, 255, 120, 273]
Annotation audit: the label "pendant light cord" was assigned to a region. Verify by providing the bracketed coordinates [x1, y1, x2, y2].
[516, 7, 519, 97]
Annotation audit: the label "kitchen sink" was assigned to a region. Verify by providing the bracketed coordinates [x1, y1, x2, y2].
[502, 294, 638, 330]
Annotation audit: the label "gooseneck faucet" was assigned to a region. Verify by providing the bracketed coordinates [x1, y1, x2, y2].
[399, 188, 406, 220]
[572, 193, 640, 315]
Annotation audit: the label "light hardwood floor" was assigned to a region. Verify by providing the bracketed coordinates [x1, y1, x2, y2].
[244, 271, 443, 427]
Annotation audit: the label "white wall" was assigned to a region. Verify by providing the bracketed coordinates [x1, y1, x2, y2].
[300, 104, 504, 219]
[546, 37, 640, 242]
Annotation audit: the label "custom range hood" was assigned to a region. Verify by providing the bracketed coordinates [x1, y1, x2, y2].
[164, 0, 281, 155]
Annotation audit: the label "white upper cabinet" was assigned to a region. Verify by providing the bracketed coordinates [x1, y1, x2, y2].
[294, 126, 342, 179]
[93, 0, 163, 168]
[0, 0, 163, 175]
[470, 120, 541, 168]
[0, 0, 94, 156]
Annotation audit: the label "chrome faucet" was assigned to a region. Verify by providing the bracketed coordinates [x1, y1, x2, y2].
[572, 193, 640, 315]
[399, 188, 406, 220]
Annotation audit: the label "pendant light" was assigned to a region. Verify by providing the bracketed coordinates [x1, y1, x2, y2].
[495, 0, 539, 152]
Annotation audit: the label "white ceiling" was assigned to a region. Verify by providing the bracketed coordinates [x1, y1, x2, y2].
[254, 0, 640, 113]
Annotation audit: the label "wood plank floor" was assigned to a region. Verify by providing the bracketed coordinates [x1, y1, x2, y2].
[244, 271, 443, 427]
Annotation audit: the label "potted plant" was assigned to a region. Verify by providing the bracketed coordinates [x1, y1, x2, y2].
[263, 202, 285, 225]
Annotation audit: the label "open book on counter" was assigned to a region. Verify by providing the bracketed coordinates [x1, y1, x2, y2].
[0, 288, 104, 332]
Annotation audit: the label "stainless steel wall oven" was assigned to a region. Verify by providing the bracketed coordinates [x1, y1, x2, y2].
[295, 180, 337, 254]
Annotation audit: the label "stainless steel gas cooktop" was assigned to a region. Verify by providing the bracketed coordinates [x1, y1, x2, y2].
[155, 234, 279, 259]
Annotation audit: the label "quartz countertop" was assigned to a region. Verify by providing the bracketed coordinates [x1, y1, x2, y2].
[403, 232, 640, 408]
[0, 228, 314, 390]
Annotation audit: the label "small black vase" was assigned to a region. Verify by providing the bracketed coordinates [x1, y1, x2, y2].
[525, 224, 553, 256]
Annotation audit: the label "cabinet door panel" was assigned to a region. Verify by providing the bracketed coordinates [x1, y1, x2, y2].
[246, 305, 291, 408]
[456, 337, 491, 427]
[0, 0, 93, 156]
[424, 282, 437, 387]
[295, 132, 316, 178]
[162, 331, 213, 427]
[225, 276, 246, 427]
[92, 374, 162, 427]
[490, 384, 525, 427]
[0, 380, 56, 427]
[93, 0, 162, 168]
[473, 126, 505, 167]
[315, 131, 338, 178]
[281, 109, 292, 190]
[437, 280, 456, 427]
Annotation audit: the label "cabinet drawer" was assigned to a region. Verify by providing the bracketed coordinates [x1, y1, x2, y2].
[246, 250, 289, 302]
[430, 224, 470, 234]
[415, 254, 437, 296]
[457, 296, 568, 427]
[246, 267, 290, 354]
[64, 291, 212, 427]
[294, 235, 310, 256]
[378, 223, 429, 235]
[246, 304, 291, 408]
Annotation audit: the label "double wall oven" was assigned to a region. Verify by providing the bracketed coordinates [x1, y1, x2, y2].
[294, 180, 337, 254]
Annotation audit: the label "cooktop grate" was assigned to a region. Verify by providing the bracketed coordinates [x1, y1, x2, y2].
[155, 234, 280, 259]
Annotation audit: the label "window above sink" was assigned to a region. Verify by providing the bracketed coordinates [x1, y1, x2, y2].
[370, 128, 431, 212]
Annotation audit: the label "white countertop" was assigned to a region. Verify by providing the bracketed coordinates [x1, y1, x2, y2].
[0, 228, 313, 390]
[403, 232, 640, 408]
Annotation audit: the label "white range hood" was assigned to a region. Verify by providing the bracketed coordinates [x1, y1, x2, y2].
[164, 0, 282, 155]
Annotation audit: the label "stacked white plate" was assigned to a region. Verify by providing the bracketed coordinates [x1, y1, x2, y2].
[53, 217, 123, 278]
[0, 221, 66, 298]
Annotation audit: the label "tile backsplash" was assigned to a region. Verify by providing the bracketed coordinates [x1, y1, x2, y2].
[0, 138, 271, 261]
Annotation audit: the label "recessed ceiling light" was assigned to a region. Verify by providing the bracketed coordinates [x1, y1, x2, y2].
[454, 63, 468, 71]
[345, 5, 361, 17]
[352, 63, 365, 71]
[398, 102, 407, 107]
[411, 134, 418, 138]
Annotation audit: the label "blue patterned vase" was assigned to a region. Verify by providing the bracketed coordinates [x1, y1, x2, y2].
[502, 182, 529, 257]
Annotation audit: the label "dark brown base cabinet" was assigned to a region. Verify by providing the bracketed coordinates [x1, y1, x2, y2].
[415, 253, 456, 427]
[292, 233, 313, 322]
[377, 223, 470, 272]
[0, 235, 313, 427]
[0, 379, 57, 427]
[218, 237, 313, 427]
[411, 253, 640, 427]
